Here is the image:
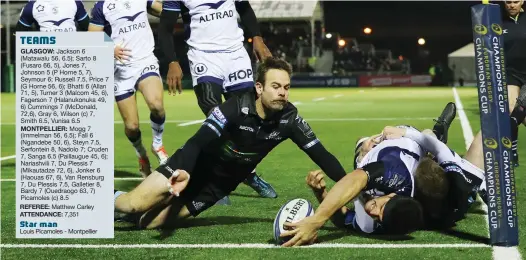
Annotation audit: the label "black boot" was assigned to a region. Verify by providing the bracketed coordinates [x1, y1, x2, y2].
[432, 102, 457, 144]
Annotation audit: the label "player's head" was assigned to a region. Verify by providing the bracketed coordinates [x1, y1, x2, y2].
[414, 157, 448, 200]
[255, 57, 293, 112]
[364, 193, 424, 234]
[505, 0, 523, 16]
[353, 134, 383, 169]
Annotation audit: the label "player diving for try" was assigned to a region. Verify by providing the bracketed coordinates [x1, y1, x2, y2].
[112, 58, 350, 230]
[15, 0, 90, 32]
[158, 0, 277, 201]
[88, 0, 169, 176]
[282, 102, 493, 246]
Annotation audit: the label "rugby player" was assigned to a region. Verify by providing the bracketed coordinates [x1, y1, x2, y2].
[88, 0, 169, 176]
[15, 0, 89, 32]
[158, 0, 276, 200]
[279, 104, 458, 246]
[112, 58, 347, 229]
[501, 0, 526, 166]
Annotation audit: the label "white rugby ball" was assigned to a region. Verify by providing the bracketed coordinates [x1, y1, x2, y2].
[273, 198, 314, 245]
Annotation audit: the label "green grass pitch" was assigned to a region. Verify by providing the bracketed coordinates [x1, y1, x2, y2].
[1, 87, 525, 259]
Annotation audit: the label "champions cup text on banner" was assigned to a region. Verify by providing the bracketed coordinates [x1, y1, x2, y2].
[16, 32, 114, 238]
[471, 4, 519, 246]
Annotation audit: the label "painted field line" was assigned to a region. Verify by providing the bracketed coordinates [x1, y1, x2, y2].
[0, 177, 144, 182]
[312, 97, 326, 102]
[0, 117, 447, 126]
[0, 155, 16, 161]
[0, 243, 490, 249]
[292, 101, 302, 106]
[177, 120, 204, 126]
[452, 87, 521, 260]
[333, 94, 343, 98]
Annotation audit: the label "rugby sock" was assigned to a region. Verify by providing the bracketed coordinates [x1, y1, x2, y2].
[150, 113, 165, 150]
[127, 130, 147, 158]
[510, 105, 526, 164]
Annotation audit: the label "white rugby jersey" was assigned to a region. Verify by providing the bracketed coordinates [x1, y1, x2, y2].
[349, 137, 425, 233]
[18, 0, 88, 32]
[90, 0, 155, 64]
[163, 0, 245, 52]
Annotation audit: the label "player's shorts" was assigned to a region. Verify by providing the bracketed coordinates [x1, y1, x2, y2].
[188, 47, 254, 93]
[156, 149, 252, 217]
[114, 55, 161, 102]
[507, 68, 526, 88]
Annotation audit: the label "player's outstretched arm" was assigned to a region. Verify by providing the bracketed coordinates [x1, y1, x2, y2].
[281, 169, 368, 247]
[306, 170, 348, 228]
[289, 116, 347, 182]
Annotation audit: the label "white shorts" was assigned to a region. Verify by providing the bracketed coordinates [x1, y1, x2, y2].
[114, 55, 160, 101]
[188, 47, 254, 93]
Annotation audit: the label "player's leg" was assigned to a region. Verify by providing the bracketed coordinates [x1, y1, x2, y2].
[114, 69, 151, 177]
[222, 48, 277, 199]
[187, 49, 231, 205]
[507, 71, 526, 167]
[114, 170, 171, 214]
[431, 102, 456, 144]
[136, 57, 169, 165]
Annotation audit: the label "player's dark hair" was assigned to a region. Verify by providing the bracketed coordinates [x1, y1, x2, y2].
[256, 57, 293, 86]
[381, 195, 424, 235]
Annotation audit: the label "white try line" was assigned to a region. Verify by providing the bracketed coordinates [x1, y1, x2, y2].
[333, 94, 343, 98]
[452, 87, 522, 260]
[292, 101, 302, 106]
[0, 243, 490, 249]
[0, 155, 16, 161]
[312, 97, 326, 102]
[177, 120, 204, 126]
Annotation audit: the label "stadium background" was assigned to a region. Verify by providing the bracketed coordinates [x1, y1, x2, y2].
[0, 1, 483, 91]
[1, 1, 525, 259]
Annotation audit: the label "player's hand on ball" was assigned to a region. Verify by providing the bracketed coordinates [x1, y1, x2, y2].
[280, 216, 323, 247]
[167, 61, 183, 95]
[167, 170, 190, 197]
[381, 126, 406, 140]
[306, 170, 326, 191]
[114, 45, 131, 63]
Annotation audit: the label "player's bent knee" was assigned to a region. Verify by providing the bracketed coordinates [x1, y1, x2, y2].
[194, 82, 223, 115]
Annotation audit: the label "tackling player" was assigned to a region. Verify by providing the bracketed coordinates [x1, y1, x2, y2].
[113, 58, 347, 229]
[88, 0, 169, 176]
[280, 104, 458, 246]
[15, 0, 89, 32]
[158, 0, 276, 200]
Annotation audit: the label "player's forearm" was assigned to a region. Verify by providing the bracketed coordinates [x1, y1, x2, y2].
[312, 189, 347, 228]
[305, 143, 346, 182]
[404, 128, 453, 162]
[235, 1, 261, 38]
[312, 170, 367, 223]
[158, 11, 180, 63]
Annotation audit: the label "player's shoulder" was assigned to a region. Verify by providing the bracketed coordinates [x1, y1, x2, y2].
[218, 91, 257, 119]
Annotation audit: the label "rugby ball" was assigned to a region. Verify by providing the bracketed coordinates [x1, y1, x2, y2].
[273, 198, 314, 245]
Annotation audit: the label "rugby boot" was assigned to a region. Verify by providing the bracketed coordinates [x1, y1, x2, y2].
[243, 171, 278, 198]
[432, 102, 457, 144]
[152, 145, 169, 166]
[215, 196, 232, 205]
